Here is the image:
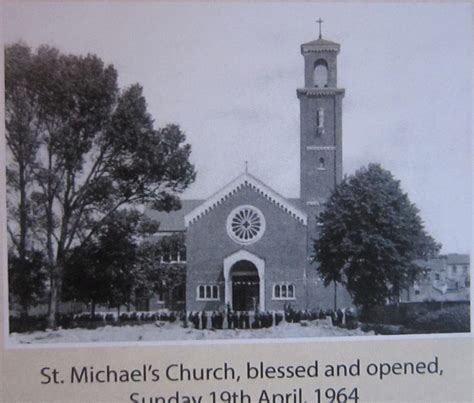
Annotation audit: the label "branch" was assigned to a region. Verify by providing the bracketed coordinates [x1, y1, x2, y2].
[7, 224, 20, 251]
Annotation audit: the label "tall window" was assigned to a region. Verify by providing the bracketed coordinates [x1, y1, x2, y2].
[273, 284, 295, 300]
[313, 59, 328, 88]
[318, 157, 325, 170]
[197, 285, 219, 301]
[316, 108, 325, 135]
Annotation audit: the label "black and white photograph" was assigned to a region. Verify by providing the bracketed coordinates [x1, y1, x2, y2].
[3, 2, 471, 345]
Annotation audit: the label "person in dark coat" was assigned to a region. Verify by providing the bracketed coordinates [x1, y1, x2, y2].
[293, 310, 301, 323]
[227, 310, 233, 329]
[238, 312, 245, 329]
[275, 312, 283, 326]
[201, 311, 208, 330]
[345, 308, 356, 329]
[267, 311, 274, 327]
[189, 312, 200, 329]
[243, 311, 250, 329]
[231, 311, 239, 329]
[331, 310, 338, 326]
[336, 309, 344, 327]
[211, 311, 217, 329]
[251, 312, 260, 329]
[218, 311, 224, 329]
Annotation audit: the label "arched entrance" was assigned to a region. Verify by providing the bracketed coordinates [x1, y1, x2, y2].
[231, 260, 259, 311]
[223, 249, 265, 311]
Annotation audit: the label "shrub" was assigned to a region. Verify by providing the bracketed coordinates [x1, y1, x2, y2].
[9, 315, 47, 333]
[360, 302, 470, 334]
[408, 304, 470, 333]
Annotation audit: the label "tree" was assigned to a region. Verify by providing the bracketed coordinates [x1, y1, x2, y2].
[8, 251, 47, 316]
[62, 211, 141, 317]
[5, 43, 196, 327]
[5, 44, 45, 313]
[135, 234, 186, 309]
[314, 163, 440, 308]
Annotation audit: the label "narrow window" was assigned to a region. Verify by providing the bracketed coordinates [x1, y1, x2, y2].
[274, 285, 280, 298]
[319, 157, 325, 170]
[212, 285, 218, 299]
[288, 285, 294, 298]
[198, 286, 205, 299]
[317, 108, 324, 128]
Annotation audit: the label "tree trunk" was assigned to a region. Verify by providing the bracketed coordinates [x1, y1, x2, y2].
[333, 281, 338, 311]
[47, 259, 64, 329]
[18, 162, 27, 261]
[91, 300, 96, 318]
[47, 277, 58, 329]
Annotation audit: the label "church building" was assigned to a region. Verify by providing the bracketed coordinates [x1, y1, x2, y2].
[145, 29, 352, 313]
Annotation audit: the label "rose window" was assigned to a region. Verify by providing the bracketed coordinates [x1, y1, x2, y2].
[226, 205, 266, 245]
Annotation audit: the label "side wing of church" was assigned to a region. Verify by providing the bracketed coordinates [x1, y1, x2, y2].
[145, 32, 352, 313]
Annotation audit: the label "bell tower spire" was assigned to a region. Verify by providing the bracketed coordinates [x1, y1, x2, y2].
[297, 25, 345, 237]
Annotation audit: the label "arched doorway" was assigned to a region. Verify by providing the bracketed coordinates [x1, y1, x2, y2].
[231, 260, 259, 311]
[223, 249, 265, 311]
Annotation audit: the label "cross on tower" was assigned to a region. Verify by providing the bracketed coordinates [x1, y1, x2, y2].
[316, 18, 324, 39]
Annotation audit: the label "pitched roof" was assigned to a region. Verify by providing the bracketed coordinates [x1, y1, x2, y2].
[445, 254, 470, 265]
[144, 199, 203, 232]
[301, 37, 340, 52]
[302, 38, 340, 47]
[144, 174, 308, 232]
[185, 172, 308, 227]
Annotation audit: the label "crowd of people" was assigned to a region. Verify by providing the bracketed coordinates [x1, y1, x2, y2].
[186, 310, 285, 330]
[185, 304, 357, 331]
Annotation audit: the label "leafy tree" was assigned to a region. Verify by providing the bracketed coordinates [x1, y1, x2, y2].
[62, 211, 140, 317]
[135, 234, 186, 308]
[314, 164, 440, 308]
[5, 44, 45, 312]
[5, 43, 196, 327]
[8, 251, 47, 315]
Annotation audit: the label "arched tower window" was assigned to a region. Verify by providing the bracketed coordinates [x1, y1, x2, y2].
[313, 59, 328, 88]
[318, 157, 325, 170]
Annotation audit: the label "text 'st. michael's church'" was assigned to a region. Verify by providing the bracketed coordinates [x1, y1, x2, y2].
[146, 27, 352, 313]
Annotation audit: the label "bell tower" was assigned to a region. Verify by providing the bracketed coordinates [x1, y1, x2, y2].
[297, 22, 344, 237]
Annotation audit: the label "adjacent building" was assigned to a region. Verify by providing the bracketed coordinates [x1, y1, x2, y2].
[403, 254, 470, 302]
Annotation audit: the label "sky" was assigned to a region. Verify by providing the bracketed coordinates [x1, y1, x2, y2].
[2, 1, 472, 253]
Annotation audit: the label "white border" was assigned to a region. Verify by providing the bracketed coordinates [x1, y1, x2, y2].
[5, 330, 473, 351]
[1, 2, 472, 351]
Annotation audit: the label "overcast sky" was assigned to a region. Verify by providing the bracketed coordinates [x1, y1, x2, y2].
[3, 2, 472, 253]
